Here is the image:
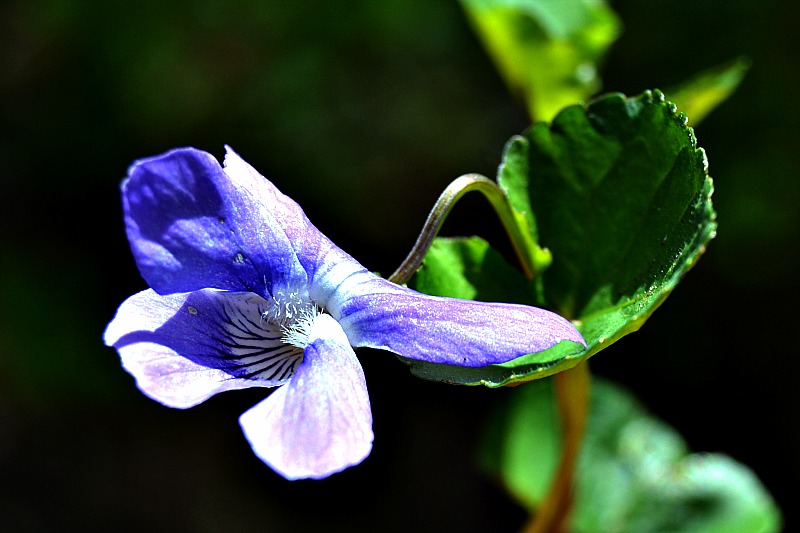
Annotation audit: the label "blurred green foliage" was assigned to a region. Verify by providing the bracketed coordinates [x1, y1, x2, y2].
[665, 56, 751, 126]
[460, 0, 621, 121]
[481, 378, 782, 532]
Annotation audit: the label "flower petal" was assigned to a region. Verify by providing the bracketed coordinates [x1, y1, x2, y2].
[105, 289, 302, 408]
[222, 147, 374, 311]
[239, 314, 373, 480]
[123, 147, 310, 296]
[336, 277, 586, 367]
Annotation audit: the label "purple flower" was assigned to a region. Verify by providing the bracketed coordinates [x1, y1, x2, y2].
[104, 146, 585, 480]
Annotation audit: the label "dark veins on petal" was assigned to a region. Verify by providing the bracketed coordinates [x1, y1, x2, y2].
[114, 291, 303, 382]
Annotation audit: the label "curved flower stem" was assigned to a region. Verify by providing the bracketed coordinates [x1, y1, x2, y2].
[388, 173, 534, 285]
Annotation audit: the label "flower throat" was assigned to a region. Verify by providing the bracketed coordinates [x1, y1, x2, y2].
[262, 287, 322, 350]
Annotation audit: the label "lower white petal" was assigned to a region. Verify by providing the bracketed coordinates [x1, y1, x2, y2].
[239, 314, 373, 479]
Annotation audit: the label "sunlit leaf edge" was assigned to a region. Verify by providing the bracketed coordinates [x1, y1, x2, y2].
[402, 338, 587, 387]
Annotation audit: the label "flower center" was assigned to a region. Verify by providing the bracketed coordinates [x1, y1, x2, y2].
[262, 287, 322, 350]
[280, 305, 322, 349]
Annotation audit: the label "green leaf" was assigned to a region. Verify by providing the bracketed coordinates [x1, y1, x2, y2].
[497, 134, 553, 276]
[666, 56, 751, 126]
[460, 0, 621, 121]
[504, 89, 716, 355]
[480, 378, 783, 532]
[413, 236, 538, 303]
[405, 90, 715, 386]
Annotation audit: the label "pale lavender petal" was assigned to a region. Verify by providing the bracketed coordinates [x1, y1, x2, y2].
[105, 289, 301, 408]
[335, 277, 585, 367]
[123, 147, 310, 296]
[239, 314, 373, 480]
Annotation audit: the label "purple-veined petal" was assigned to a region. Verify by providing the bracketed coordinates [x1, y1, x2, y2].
[104, 289, 302, 408]
[239, 313, 373, 480]
[123, 147, 311, 296]
[335, 277, 586, 367]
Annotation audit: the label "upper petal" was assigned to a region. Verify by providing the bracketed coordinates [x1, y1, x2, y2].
[239, 313, 373, 480]
[105, 289, 302, 408]
[336, 277, 586, 367]
[124, 147, 311, 296]
[222, 148, 378, 313]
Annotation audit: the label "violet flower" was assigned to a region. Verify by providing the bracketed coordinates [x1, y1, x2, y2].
[104, 147, 585, 480]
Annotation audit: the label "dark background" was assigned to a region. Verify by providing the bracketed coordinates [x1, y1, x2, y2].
[1, 1, 797, 531]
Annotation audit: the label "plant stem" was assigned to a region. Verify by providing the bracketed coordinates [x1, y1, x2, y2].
[388, 173, 535, 285]
[487, 174, 591, 533]
[522, 362, 591, 533]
